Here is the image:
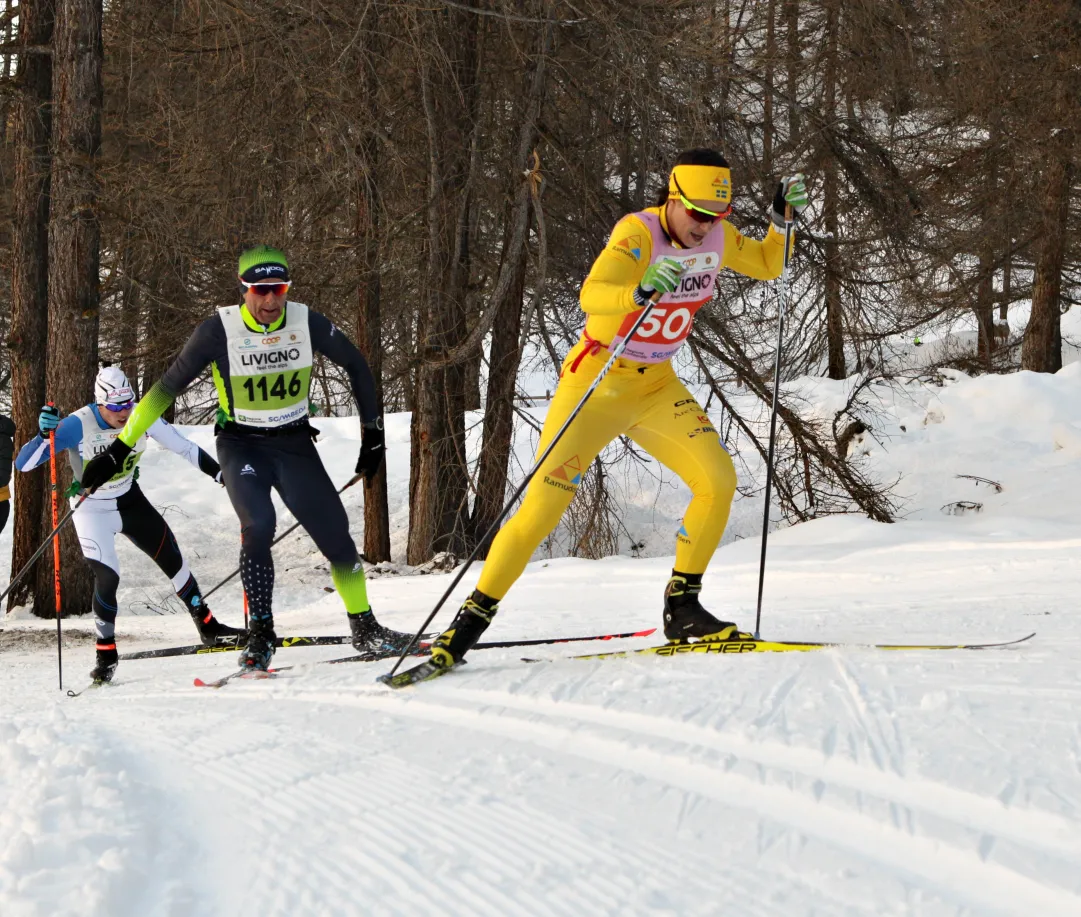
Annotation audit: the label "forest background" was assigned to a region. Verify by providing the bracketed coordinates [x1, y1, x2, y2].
[0, 0, 1077, 616]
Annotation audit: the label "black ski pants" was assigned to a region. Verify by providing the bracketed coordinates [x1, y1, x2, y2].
[216, 428, 357, 625]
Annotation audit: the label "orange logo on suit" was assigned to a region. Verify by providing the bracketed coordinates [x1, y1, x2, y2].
[544, 455, 582, 492]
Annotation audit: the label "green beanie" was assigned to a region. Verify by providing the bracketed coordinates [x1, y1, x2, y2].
[238, 245, 289, 282]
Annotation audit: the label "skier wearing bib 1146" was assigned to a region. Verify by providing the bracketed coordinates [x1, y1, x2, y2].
[79, 246, 408, 673]
[15, 366, 245, 684]
[420, 149, 808, 673]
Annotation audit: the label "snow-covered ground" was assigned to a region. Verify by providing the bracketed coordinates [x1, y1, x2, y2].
[4, 357, 1081, 915]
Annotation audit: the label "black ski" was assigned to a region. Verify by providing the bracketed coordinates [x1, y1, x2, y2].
[120, 634, 360, 661]
[195, 628, 658, 688]
[377, 628, 660, 689]
[131, 626, 658, 662]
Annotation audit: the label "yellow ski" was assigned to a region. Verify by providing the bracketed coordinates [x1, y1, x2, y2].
[533, 632, 1036, 661]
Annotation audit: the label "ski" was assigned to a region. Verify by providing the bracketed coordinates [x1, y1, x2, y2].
[477, 628, 656, 650]
[194, 669, 279, 689]
[120, 634, 357, 661]
[378, 658, 464, 688]
[525, 632, 1037, 662]
[282, 629, 659, 671]
[66, 681, 108, 698]
[377, 627, 662, 689]
[192, 634, 440, 687]
[195, 629, 659, 688]
[130, 626, 657, 662]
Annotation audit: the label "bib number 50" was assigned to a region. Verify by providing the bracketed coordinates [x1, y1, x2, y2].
[242, 371, 304, 403]
[636, 307, 692, 341]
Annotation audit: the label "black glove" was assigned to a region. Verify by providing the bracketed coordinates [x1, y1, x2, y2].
[356, 418, 386, 483]
[80, 438, 133, 493]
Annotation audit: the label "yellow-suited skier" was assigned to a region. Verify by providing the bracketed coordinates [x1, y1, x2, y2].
[429, 148, 808, 670]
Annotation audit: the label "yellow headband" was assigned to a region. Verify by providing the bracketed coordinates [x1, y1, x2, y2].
[668, 164, 732, 207]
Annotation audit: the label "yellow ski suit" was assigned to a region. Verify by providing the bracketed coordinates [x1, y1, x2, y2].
[475, 205, 788, 600]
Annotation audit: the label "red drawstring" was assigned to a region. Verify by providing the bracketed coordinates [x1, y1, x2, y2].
[566, 330, 606, 375]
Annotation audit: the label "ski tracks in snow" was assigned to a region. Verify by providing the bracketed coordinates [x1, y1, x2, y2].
[90, 692, 776, 917]
[45, 654, 1081, 917]
[261, 680, 1081, 917]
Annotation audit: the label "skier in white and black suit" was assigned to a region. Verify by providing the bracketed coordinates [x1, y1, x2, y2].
[16, 366, 246, 684]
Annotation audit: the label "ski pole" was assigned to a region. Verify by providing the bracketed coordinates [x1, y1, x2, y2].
[387, 291, 665, 677]
[753, 205, 795, 638]
[203, 472, 363, 603]
[49, 425, 63, 689]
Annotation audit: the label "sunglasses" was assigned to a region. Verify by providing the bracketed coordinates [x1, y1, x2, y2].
[103, 401, 135, 413]
[241, 280, 291, 297]
[672, 175, 731, 224]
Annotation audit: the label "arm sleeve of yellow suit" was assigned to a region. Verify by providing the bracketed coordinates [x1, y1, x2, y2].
[721, 221, 790, 281]
[578, 214, 654, 316]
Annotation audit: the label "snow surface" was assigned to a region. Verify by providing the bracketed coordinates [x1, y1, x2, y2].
[4, 363, 1081, 916]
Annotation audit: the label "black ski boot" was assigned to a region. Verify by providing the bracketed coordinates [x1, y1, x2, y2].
[429, 591, 499, 669]
[89, 643, 119, 685]
[349, 610, 414, 654]
[238, 618, 276, 672]
[663, 573, 746, 644]
[191, 608, 248, 647]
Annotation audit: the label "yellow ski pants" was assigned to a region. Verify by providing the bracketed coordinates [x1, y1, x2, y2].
[476, 348, 737, 600]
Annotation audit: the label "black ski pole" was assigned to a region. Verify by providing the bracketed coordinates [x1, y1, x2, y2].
[753, 205, 796, 638]
[203, 472, 363, 602]
[0, 494, 88, 610]
[386, 291, 664, 677]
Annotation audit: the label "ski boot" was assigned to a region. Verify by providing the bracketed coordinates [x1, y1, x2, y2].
[663, 573, 748, 644]
[191, 608, 248, 647]
[89, 643, 119, 685]
[238, 619, 276, 672]
[349, 610, 415, 654]
[429, 591, 499, 669]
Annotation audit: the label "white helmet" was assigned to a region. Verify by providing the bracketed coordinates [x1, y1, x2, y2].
[95, 365, 135, 406]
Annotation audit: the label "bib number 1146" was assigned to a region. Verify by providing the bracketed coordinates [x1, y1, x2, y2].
[242, 371, 303, 404]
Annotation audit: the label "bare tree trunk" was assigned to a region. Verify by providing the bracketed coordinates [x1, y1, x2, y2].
[999, 233, 1011, 322]
[354, 1, 390, 563]
[975, 244, 995, 366]
[763, 0, 776, 176]
[471, 222, 527, 556]
[40, 0, 102, 616]
[117, 242, 141, 395]
[470, 22, 550, 555]
[785, 0, 800, 141]
[1021, 151, 1070, 373]
[406, 7, 481, 564]
[7, 0, 55, 612]
[822, 0, 845, 379]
